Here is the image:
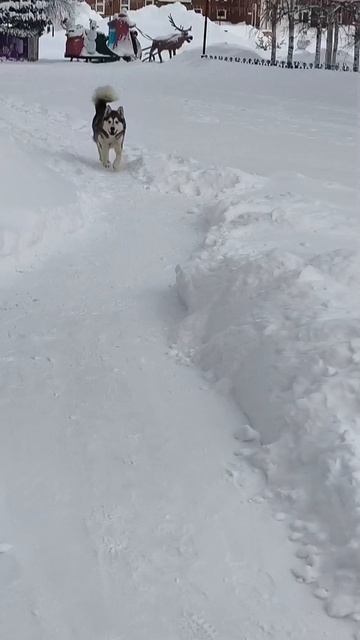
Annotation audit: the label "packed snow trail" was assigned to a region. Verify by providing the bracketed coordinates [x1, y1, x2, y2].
[0, 58, 356, 638]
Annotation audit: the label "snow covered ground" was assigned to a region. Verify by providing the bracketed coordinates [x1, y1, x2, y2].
[175, 60, 360, 620]
[0, 24, 358, 640]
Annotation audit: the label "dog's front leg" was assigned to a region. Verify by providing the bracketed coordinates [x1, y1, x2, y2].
[113, 140, 124, 171]
[97, 140, 110, 168]
[96, 141, 103, 163]
[101, 144, 111, 169]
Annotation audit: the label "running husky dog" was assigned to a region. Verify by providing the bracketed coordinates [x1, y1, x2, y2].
[92, 86, 126, 171]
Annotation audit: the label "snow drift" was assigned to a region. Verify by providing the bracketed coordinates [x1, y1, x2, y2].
[175, 164, 360, 618]
[131, 2, 258, 54]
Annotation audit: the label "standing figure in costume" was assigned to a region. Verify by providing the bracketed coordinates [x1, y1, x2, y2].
[107, 9, 140, 59]
[84, 19, 97, 56]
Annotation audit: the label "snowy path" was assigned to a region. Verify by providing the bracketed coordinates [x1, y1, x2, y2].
[0, 60, 356, 639]
[0, 155, 349, 640]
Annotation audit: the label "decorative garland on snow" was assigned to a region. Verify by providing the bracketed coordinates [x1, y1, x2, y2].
[200, 54, 354, 72]
[0, 0, 48, 36]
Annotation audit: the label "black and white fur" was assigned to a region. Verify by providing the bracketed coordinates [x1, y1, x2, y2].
[92, 86, 126, 171]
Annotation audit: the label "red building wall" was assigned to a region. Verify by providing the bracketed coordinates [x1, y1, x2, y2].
[87, 0, 260, 27]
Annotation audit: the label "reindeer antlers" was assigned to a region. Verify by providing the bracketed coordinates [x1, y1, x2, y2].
[168, 13, 192, 33]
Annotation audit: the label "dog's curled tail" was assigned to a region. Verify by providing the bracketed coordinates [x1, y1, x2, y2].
[92, 85, 118, 108]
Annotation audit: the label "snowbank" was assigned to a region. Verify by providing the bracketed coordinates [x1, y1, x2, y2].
[175, 163, 360, 617]
[131, 2, 258, 54]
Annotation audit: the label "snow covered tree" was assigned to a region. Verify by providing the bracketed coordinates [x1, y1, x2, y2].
[309, 1, 325, 68]
[282, 0, 296, 65]
[314, 19, 323, 66]
[347, 0, 360, 71]
[325, 5, 334, 68]
[331, 9, 340, 65]
[0, 0, 48, 36]
[0, 0, 74, 36]
[324, 0, 346, 69]
[45, 0, 74, 27]
[288, 0, 296, 65]
[324, 0, 360, 70]
[302, 0, 338, 69]
[354, 11, 360, 70]
[310, 0, 360, 70]
[261, 0, 283, 64]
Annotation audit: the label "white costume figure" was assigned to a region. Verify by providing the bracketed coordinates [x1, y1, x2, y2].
[84, 19, 97, 56]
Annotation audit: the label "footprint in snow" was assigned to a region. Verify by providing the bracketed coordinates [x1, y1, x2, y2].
[179, 610, 217, 640]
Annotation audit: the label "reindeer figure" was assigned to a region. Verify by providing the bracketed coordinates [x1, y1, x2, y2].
[148, 14, 193, 62]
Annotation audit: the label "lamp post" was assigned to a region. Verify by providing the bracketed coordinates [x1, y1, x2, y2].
[202, 0, 209, 55]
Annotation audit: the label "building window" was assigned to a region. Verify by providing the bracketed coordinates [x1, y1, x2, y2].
[217, 8, 227, 19]
[145, 0, 154, 4]
[96, 0, 105, 14]
[121, 3, 129, 11]
[298, 10, 309, 23]
[194, 7, 202, 13]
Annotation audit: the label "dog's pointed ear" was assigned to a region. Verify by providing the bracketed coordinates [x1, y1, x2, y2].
[104, 104, 111, 117]
[117, 106, 124, 117]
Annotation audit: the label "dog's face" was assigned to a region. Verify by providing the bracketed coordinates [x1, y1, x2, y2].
[103, 106, 124, 138]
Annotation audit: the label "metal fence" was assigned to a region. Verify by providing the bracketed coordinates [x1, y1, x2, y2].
[200, 53, 356, 72]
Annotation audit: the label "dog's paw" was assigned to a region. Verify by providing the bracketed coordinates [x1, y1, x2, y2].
[102, 161, 111, 169]
[113, 163, 121, 172]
